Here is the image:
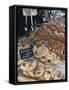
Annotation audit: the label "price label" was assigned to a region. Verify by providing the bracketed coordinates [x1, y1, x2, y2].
[19, 47, 33, 59]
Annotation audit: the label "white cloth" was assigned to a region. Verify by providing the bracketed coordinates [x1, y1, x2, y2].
[23, 8, 30, 16]
[22, 8, 37, 16]
[30, 9, 37, 16]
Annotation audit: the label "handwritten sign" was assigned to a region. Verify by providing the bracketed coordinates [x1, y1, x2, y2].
[19, 47, 33, 59]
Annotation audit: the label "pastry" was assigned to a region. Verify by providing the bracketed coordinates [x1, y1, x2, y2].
[28, 70, 35, 78]
[36, 26, 49, 40]
[33, 45, 49, 58]
[28, 62, 45, 79]
[44, 67, 64, 80]
[47, 23, 65, 33]
[17, 59, 23, 66]
[23, 70, 29, 76]
[20, 58, 37, 71]
[44, 72, 52, 80]
[18, 76, 36, 82]
[50, 34, 64, 43]
[48, 39, 64, 57]
[39, 75, 45, 80]
[44, 67, 54, 80]
[28, 58, 37, 71]
[20, 59, 30, 71]
[21, 37, 30, 48]
[51, 53, 60, 64]
[34, 36, 45, 47]
[29, 31, 36, 42]
[45, 52, 60, 64]
[52, 69, 64, 80]
[33, 62, 45, 78]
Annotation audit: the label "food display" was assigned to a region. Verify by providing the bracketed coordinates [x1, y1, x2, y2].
[10, 5, 68, 84]
[17, 21, 65, 82]
[9, 5, 67, 85]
